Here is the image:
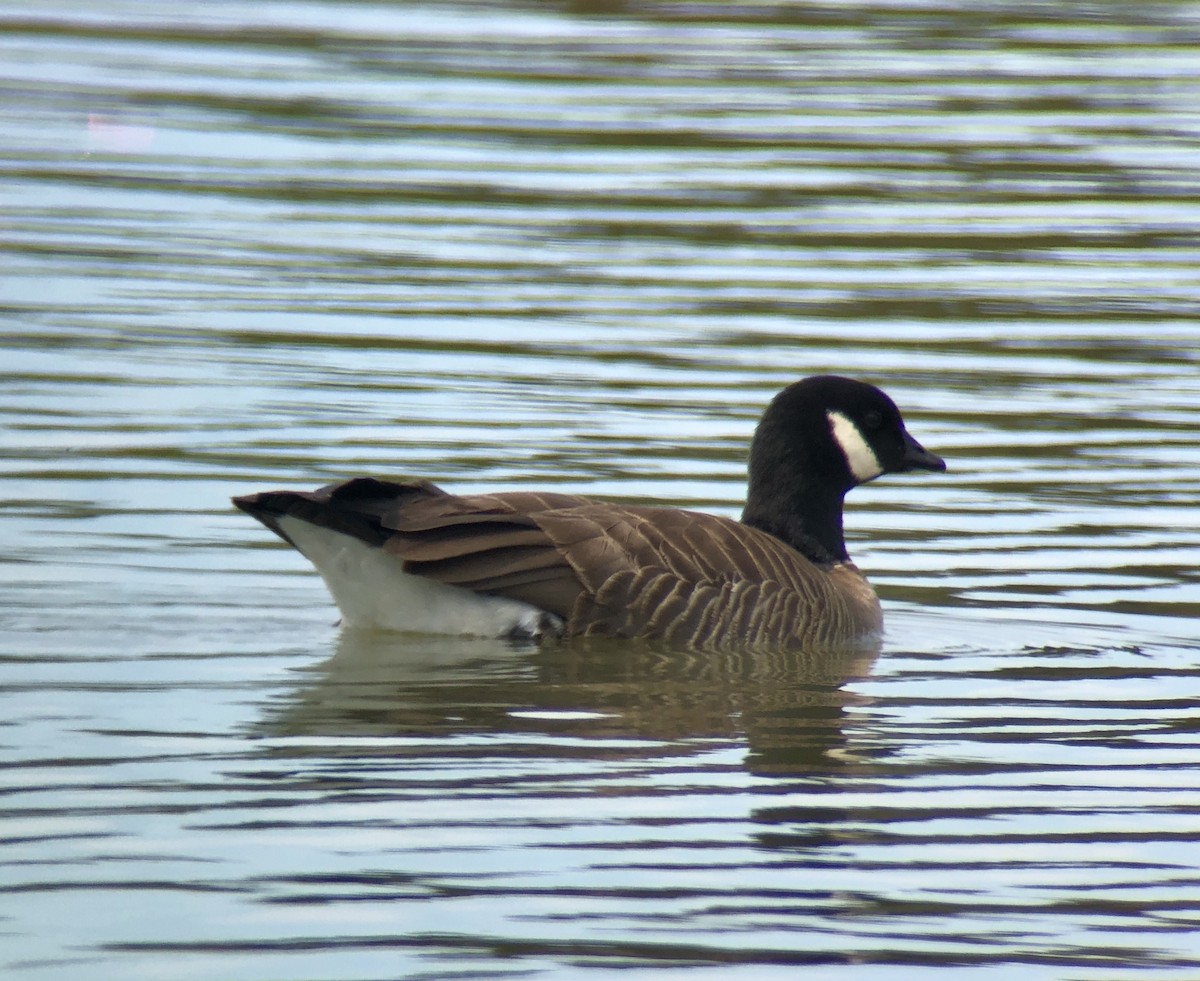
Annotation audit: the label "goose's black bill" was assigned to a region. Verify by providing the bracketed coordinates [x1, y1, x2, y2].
[899, 431, 946, 473]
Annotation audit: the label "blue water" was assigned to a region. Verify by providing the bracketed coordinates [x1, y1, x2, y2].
[2, 1, 1199, 978]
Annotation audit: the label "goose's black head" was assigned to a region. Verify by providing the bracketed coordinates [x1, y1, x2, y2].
[741, 375, 945, 564]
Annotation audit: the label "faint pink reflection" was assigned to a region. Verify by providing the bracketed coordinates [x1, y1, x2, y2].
[87, 114, 156, 153]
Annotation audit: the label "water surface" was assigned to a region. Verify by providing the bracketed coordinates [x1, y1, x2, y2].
[2, 1, 1199, 978]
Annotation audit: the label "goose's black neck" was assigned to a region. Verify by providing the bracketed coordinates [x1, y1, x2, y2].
[741, 474, 849, 565]
[739, 403, 855, 564]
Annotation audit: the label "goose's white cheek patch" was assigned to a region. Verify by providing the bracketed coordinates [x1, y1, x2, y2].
[827, 410, 884, 483]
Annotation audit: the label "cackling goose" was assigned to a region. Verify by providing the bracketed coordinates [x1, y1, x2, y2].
[234, 375, 945, 648]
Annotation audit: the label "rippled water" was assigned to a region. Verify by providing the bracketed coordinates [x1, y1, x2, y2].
[3, 1, 1200, 978]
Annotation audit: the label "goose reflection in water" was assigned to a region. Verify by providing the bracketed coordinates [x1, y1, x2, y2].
[257, 630, 882, 779]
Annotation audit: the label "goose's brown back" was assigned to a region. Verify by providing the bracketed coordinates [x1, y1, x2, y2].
[241, 476, 883, 648]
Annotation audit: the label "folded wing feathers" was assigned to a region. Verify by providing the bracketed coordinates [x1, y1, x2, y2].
[381, 488, 589, 532]
[264, 479, 880, 647]
[383, 523, 549, 562]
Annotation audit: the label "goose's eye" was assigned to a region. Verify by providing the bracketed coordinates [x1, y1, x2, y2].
[862, 410, 883, 431]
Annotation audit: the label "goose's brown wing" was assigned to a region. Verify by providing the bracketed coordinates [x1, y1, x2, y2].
[374, 480, 592, 619]
[236, 477, 881, 647]
[378, 483, 881, 646]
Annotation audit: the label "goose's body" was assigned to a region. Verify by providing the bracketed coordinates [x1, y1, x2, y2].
[235, 376, 945, 648]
